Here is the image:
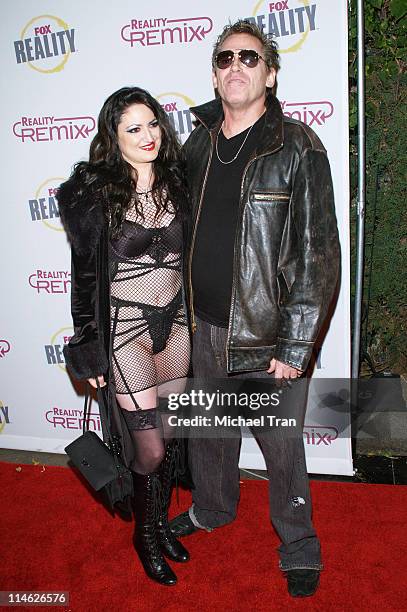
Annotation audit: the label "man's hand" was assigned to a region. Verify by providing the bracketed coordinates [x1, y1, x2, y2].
[267, 358, 302, 379]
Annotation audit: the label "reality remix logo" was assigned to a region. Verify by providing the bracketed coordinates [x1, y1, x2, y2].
[121, 15, 213, 47]
[247, 0, 317, 53]
[44, 327, 73, 372]
[280, 99, 334, 127]
[303, 425, 338, 446]
[45, 406, 101, 431]
[0, 340, 11, 359]
[14, 14, 77, 73]
[29, 270, 71, 295]
[157, 92, 196, 144]
[13, 115, 96, 143]
[28, 178, 64, 231]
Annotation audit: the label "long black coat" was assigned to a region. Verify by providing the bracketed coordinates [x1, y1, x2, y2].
[57, 179, 137, 466]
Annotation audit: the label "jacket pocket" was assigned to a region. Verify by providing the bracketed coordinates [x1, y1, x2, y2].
[278, 261, 297, 296]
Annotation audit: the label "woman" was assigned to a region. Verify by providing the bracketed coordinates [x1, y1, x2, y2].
[57, 87, 191, 586]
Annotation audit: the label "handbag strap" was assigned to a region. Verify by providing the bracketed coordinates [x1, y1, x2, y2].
[95, 379, 112, 441]
[82, 384, 91, 434]
[81, 381, 111, 443]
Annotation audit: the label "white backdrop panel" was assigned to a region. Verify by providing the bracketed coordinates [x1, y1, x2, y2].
[0, 0, 352, 474]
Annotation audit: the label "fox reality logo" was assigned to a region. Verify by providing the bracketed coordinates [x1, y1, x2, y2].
[121, 16, 213, 47]
[157, 92, 195, 144]
[29, 270, 71, 294]
[44, 327, 73, 371]
[281, 100, 334, 127]
[0, 341, 11, 359]
[303, 425, 338, 446]
[28, 178, 64, 231]
[14, 15, 76, 73]
[0, 401, 11, 433]
[248, 0, 317, 53]
[13, 115, 96, 143]
[46, 406, 101, 431]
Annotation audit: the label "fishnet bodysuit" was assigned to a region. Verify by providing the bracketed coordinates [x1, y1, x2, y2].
[109, 192, 190, 405]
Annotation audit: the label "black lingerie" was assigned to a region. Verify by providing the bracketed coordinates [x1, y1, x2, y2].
[109, 216, 182, 261]
[111, 290, 183, 356]
[108, 198, 189, 399]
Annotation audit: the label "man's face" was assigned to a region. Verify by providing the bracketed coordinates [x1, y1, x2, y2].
[212, 33, 276, 110]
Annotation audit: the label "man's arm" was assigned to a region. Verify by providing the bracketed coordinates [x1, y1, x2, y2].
[274, 147, 340, 373]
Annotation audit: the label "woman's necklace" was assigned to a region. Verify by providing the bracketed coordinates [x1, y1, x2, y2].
[135, 167, 153, 195]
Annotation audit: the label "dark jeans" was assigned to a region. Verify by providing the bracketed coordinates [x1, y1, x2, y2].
[188, 316, 322, 571]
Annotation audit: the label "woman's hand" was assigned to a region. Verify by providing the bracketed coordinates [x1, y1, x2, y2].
[87, 376, 106, 389]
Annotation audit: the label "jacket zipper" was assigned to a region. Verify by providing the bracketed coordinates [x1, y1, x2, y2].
[187, 133, 215, 332]
[251, 193, 290, 201]
[226, 146, 283, 371]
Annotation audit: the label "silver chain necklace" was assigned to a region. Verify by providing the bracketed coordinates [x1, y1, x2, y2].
[215, 121, 255, 165]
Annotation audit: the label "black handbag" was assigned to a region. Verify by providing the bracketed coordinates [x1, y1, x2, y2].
[65, 381, 133, 509]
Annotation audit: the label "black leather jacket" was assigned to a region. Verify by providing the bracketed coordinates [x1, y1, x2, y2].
[184, 92, 340, 373]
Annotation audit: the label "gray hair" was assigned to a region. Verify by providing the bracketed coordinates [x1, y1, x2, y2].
[212, 19, 280, 72]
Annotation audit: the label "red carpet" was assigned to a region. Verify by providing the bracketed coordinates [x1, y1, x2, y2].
[0, 461, 406, 612]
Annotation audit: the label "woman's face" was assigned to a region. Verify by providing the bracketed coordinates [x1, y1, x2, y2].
[117, 103, 162, 170]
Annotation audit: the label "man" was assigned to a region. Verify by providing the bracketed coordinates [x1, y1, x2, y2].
[170, 20, 340, 597]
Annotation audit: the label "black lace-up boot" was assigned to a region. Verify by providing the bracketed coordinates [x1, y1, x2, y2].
[156, 440, 190, 562]
[131, 471, 177, 586]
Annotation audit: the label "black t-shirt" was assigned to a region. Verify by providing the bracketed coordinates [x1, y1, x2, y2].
[191, 113, 265, 327]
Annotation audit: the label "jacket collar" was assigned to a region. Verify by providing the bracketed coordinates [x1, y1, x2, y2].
[190, 91, 284, 157]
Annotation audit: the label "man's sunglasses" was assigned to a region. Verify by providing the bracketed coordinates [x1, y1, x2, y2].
[215, 49, 266, 69]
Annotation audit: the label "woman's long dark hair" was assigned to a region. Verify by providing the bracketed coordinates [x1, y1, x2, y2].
[69, 87, 188, 236]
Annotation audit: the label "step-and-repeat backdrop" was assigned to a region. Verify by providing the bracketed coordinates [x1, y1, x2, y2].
[0, 0, 352, 474]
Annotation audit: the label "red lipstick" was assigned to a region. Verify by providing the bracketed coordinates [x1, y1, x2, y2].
[141, 142, 155, 151]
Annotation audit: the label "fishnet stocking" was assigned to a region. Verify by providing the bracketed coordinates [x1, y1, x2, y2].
[120, 406, 175, 474]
